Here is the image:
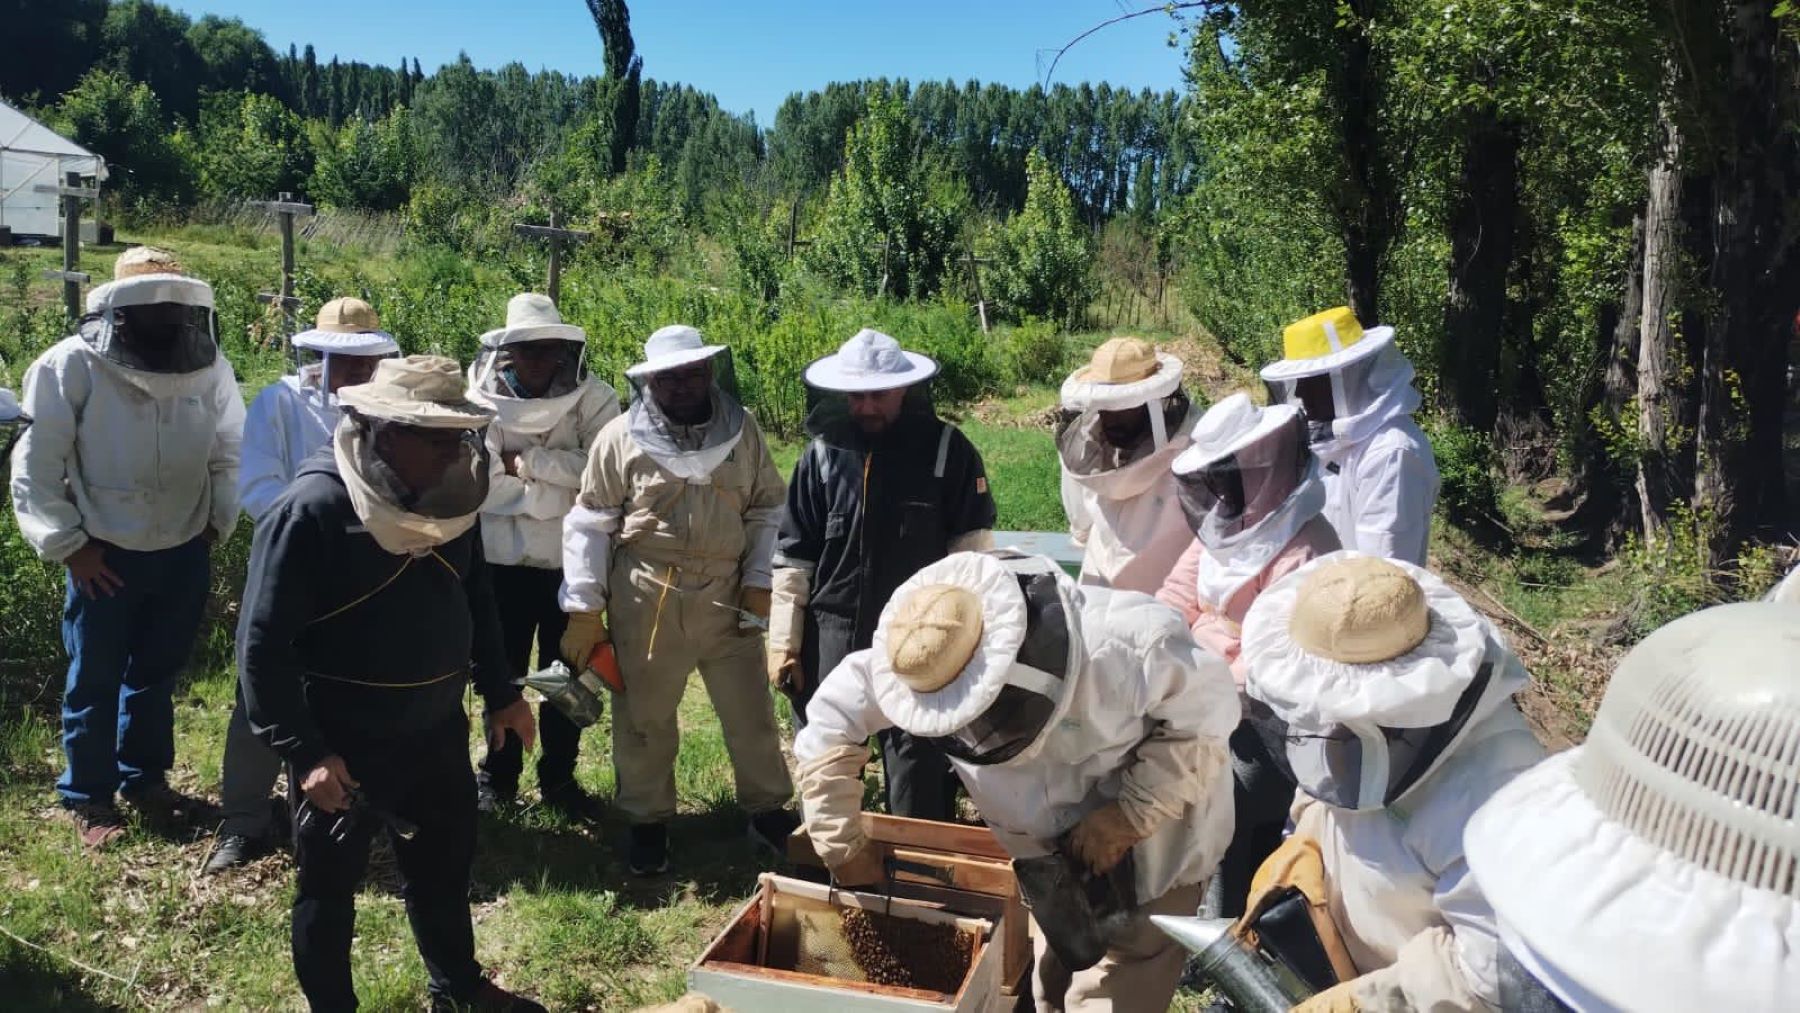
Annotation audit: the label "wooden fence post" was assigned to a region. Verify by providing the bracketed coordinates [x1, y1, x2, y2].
[513, 205, 593, 305]
[34, 171, 97, 320]
[250, 192, 316, 338]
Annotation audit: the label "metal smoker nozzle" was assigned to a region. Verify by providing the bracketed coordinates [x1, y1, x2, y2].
[1150, 914, 1235, 955]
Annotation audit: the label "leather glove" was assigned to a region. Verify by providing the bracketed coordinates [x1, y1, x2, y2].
[829, 842, 886, 888]
[768, 649, 803, 692]
[739, 587, 772, 620]
[560, 610, 609, 667]
[1292, 980, 1360, 1012]
[1068, 802, 1144, 875]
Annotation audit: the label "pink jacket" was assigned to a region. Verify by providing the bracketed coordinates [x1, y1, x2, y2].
[1155, 516, 1342, 687]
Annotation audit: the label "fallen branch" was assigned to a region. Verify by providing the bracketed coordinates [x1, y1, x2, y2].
[0, 921, 144, 994]
[1441, 563, 1553, 646]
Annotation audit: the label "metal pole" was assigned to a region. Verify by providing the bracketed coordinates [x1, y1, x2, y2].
[61, 171, 82, 320]
[546, 206, 562, 305]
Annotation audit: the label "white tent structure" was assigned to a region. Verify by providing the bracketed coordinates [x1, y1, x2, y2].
[1, 99, 106, 241]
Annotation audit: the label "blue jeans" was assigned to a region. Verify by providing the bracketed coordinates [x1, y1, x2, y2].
[58, 537, 210, 807]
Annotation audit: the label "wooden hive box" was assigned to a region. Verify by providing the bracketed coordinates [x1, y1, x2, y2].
[690, 873, 1006, 1012]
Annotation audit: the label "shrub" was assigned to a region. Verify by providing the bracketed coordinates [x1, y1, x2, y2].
[980, 151, 1095, 329]
[1422, 416, 1500, 526]
[1001, 318, 1068, 386]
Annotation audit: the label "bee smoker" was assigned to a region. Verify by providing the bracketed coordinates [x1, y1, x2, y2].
[1151, 915, 1317, 1013]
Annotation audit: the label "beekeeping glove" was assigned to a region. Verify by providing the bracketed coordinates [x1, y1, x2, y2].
[561, 610, 609, 667]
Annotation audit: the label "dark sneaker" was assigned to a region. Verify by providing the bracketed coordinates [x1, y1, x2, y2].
[627, 823, 670, 877]
[430, 976, 548, 1012]
[202, 833, 269, 875]
[747, 808, 801, 858]
[539, 779, 602, 822]
[476, 779, 515, 815]
[68, 803, 126, 849]
[121, 782, 211, 828]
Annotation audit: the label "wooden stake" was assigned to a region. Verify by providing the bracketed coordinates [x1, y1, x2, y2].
[513, 203, 593, 305]
[250, 192, 316, 337]
[963, 247, 991, 334]
[34, 173, 95, 320]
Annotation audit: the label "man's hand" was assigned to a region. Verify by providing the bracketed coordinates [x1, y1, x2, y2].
[829, 843, 887, 889]
[560, 610, 609, 666]
[1068, 803, 1143, 876]
[66, 542, 123, 598]
[301, 755, 360, 813]
[739, 587, 772, 621]
[767, 650, 803, 693]
[501, 450, 522, 477]
[487, 697, 537, 753]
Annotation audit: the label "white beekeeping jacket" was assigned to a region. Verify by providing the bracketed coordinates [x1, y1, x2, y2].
[1059, 407, 1199, 595]
[474, 377, 618, 569]
[238, 375, 336, 521]
[1311, 347, 1440, 566]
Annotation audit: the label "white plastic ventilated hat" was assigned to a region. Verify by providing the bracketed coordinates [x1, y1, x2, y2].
[1465, 601, 1800, 1013]
[1575, 602, 1800, 895]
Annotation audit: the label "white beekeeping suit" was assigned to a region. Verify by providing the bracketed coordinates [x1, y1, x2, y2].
[238, 298, 400, 521]
[796, 550, 1240, 1013]
[1262, 307, 1439, 566]
[1466, 602, 1800, 1013]
[1057, 337, 1201, 595]
[1240, 552, 1545, 1013]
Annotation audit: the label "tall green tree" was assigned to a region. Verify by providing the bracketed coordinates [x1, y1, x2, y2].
[981, 150, 1095, 327]
[196, 91, 312, 199]
[586, 0, 642, 174]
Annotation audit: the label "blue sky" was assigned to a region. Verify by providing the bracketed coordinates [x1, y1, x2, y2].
[166, 1, 1193, 125]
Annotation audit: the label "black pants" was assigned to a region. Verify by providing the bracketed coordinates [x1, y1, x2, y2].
[291, 715, 482, 1011]
[1203, 722, 1295, 919]
[799, 611, 958, 822]
[477, 564, 582, 792]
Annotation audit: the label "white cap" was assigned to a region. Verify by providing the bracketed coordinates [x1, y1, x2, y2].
[803, 328, 938, 393]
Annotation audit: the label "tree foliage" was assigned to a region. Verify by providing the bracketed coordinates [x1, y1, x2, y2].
[980, 150, 1095, 328]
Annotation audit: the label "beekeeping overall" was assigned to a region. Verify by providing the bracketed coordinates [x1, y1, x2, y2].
[1261, 308, 1439, 566]
[216, 298, 400, 861]
[11, 246, 244, 820]
[1151, 393, 1340, 922]
[238, 297, 401, 521]
[559, 325, 793, 832]
[1238, 553, 1545, 1012]
[1465, 602, 1800, 1013]
[795, 551, 1240, 1013]
[1057, 337, 1198, 595]
[770, 328, 996, 821]
[469, 294, 619, 804]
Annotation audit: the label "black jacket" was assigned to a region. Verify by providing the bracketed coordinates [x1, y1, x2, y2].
[776, 408, 996, 649]
[237, 449, 518, 772]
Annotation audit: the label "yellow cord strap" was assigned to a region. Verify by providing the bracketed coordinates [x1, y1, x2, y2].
[646, 565, 676, 662]
[308, 557, 414, 626]
[306, 668, 466, 689]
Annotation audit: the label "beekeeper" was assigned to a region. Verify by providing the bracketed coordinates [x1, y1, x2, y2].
[796, 550, 1240, 1013]
[469, 293, 620, 817]
[1236, 552, 1544, 1012]
[208, 296, 399, 875]
[1261, 308, 1439, 565]
[1465, 602, 1800, 1012]
[237, 355, 543, 1013]
[10, 246, 244, 850]
[1057, 337, 1199, 594]
[1152, 392, 1339, 921]
[238, 297, 400, 520]
[559, 324, 796, 876]
[769, 328, 995, 821]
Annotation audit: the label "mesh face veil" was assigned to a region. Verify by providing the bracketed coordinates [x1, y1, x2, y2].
[472, 339, 587, 401]
[353, 415, 492, 519]
[1056, 388, 1192, 478]
[933, 562, 1075, 767]
[1264, 344, 1410, 447]
[86, 302, 219, 375]
[1175, 411, 1310, 540]
[625, 350, 747, 479]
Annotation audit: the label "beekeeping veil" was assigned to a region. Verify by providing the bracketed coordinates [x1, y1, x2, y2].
[0, 387, 29, 462]
[1171, 393, 1325, 606]
[624, 324, 745, 482]
[870, 551, 1079, 768]
[469, 293, 589, 434]
[801, 327, 940, 440]
[1466, 602, 1800, 1013]
[79, 247, 218, 395]
[1239, 552, 1525, 812]
[333, 355, 495, 555]
[291, 297, 400, 408]
[1057, 338, 1194, 498]
[1260, 307, 1421, 454]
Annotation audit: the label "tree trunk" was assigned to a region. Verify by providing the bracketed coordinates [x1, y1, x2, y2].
[1571, 210, 1646, 544]
[1439, 111, 1521, 432]
[1635, 100, 1688, 546]
[1335, 0, 1396, 325]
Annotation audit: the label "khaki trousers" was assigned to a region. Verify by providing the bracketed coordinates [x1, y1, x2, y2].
[1030, 881, 1204, 1013]
[608, 556, 794, 824]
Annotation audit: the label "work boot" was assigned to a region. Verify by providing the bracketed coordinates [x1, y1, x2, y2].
[747, 807, 801, 858]
[121, 782, 211, 829]
[68, 803, 126, 850]
[476, 779, 515, 815]
[627, 823, 670, 877]
[202, 833, 270, 875]
[430, 976, 547, 1012]
[539, 779, 602, 823]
